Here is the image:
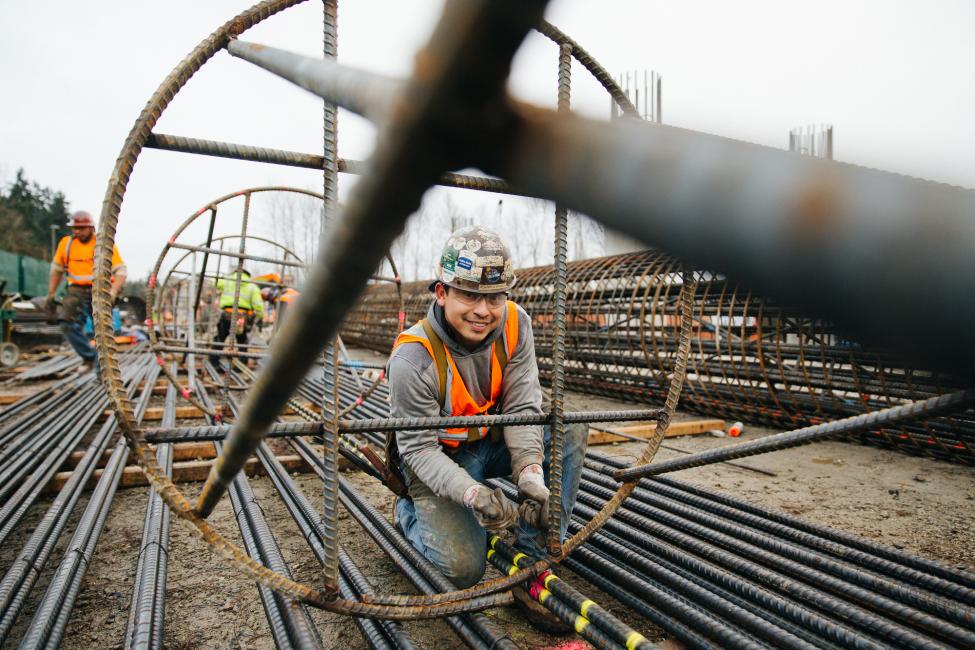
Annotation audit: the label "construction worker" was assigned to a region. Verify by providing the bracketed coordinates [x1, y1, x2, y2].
[274, 277, 300, 327]
[386, 226, 587, 632]
[45, 211, 126, 372]
[209, 267, 264, 367]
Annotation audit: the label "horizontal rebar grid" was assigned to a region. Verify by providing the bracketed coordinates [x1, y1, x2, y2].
[342, 252, 975, 463]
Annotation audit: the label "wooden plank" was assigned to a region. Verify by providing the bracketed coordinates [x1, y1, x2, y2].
[0, 392, 31, 405]
[588, 419, 725, 445]
[63, 441, 219, 470]
[46, 454, 312, 494]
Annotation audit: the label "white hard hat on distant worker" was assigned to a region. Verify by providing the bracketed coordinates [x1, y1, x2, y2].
[66, 211, 95, 228]
[431, 225, 516, 294]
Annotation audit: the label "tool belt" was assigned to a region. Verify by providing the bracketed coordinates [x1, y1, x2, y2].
[57, 285, 92, 323]
[221, 308, 256, 335]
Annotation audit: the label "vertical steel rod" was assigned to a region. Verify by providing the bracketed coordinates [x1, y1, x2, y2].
[320, 0, 341, 593]
[192, 206, 217, 316]
[225, 192, 251, 390]
[547, 41, 572, 555]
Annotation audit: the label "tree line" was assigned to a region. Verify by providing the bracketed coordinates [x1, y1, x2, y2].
[0, 169, 71, 260]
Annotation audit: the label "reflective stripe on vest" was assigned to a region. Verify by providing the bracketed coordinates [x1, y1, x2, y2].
[218, 276, 258, 311]
[392, 301, 520, 447]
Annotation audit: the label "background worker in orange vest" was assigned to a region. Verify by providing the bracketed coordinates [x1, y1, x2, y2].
[255, 272, 300, 331]
[274, 275, 299, 329]
[386, 226, 587, 632]
[45, 211, 126, 372]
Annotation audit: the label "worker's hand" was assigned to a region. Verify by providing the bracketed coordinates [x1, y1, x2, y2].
[44, 294, 58, 323]
[518, 497, 549, 530]
[464, 485, 519, 531]
[517, 463, 549, 504]
[516, 464, 550, 529]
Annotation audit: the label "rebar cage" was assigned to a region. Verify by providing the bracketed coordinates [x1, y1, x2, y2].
[91, 0, 973, 619]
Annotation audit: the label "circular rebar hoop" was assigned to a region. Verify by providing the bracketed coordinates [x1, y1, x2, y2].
[150, 230, 303, 418]
[147, 186, 403, 422]
[93, 0, 693, 618]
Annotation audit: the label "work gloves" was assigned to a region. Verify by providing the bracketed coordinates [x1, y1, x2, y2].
[462, 465, 552, 531]
[44, 294, 58, 324]
[516, 463, 550, 529]
[464, 485, 519, 531]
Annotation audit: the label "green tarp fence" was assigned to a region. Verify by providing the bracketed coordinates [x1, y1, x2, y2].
[0, 249, 50, 298]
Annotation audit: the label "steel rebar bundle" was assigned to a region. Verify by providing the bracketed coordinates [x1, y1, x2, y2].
[340, 253, 975, 463]
[0, 347, 151, 549]
[0, 357, 158, 645]
[14, 358, 158, 650]
[332, 372, 975, 649]
[273, 367, 975, 648]
[124, 366, 176, 650]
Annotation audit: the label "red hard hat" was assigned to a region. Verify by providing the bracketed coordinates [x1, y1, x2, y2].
[67, 211, 95, 228]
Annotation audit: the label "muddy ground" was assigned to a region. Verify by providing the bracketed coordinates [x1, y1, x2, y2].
[1, 347, 973, 648]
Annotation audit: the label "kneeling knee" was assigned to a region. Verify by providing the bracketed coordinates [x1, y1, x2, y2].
[442, 555, 485, 589]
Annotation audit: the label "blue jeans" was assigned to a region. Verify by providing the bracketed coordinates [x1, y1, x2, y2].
[59, 287, 97, 363]
[395, 423, 588, 588]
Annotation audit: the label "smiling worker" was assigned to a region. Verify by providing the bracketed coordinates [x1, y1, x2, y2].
[385, 225, 587, 632]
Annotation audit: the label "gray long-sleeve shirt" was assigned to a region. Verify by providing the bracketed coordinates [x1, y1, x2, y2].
[387, 301, 544, 504]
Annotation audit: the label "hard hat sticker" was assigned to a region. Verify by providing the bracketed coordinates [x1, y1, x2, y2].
[477, 255, 503, 267]
[457, 254, 473, 271]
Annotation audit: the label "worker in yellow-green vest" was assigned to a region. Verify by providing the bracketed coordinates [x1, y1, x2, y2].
[209, 267, 264, 367]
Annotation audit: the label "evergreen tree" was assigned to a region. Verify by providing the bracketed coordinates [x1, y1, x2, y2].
[0, 169, 71, 259]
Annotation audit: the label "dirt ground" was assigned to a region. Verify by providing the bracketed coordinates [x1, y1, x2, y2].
[1, 349, 973, 649]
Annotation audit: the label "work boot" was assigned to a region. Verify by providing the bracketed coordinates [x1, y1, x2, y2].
[391, 498, 405, 537]
[511, 579, 572, 635]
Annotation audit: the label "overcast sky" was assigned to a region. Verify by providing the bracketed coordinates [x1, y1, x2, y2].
[2, 0, 972, 278]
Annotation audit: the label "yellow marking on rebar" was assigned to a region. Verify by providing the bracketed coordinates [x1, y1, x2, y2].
[490, 535, 499, 548]
[580, 599, 595, 617]
[544, 573, 558, 588]
[538, 588, 551, 603]
[487, 549, 495, 560]
[512, 552, 527, 566]
[574, 616, 589, 633]
[508, 564, 519, 576]
[626, 631, 648, 649]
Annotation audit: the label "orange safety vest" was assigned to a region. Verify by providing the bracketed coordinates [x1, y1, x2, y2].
[278, 288, 300, 304]
[54, 235, 124, 286]
[391, 301, 519, 448]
